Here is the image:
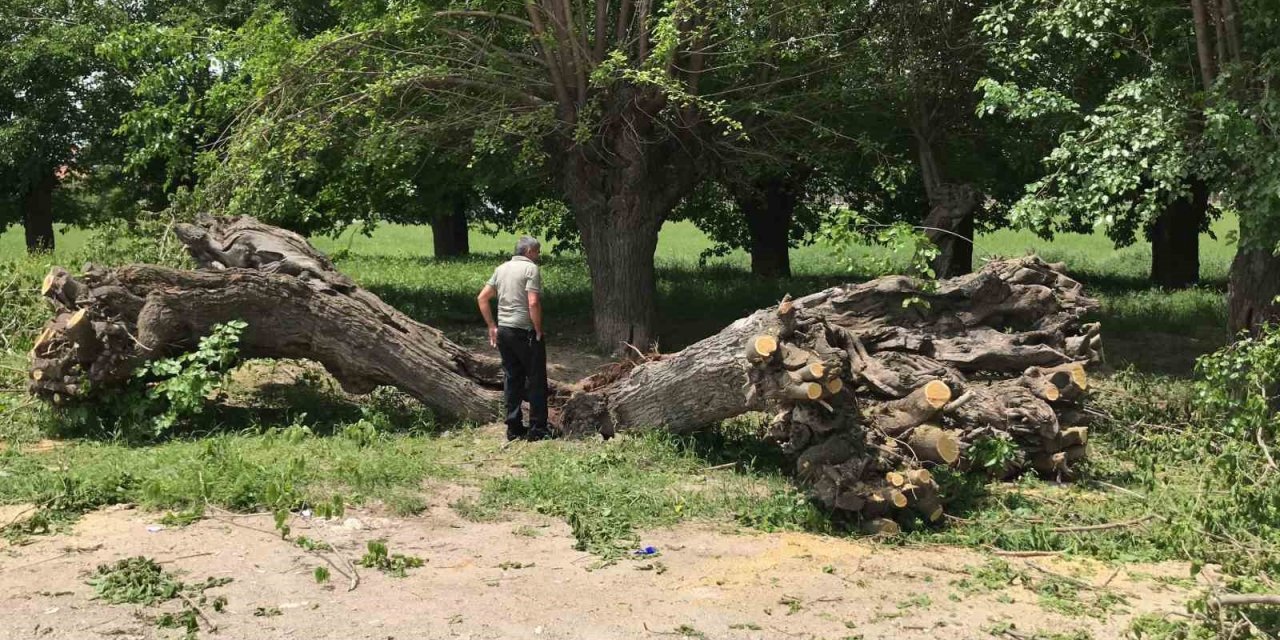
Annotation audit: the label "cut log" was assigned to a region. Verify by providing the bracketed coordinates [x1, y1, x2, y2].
[782, 381, 825, 402]
[862, 517, 901, 536]
[797, 361, 827, 381]
[868, 380, 952, 436]
[1025, 363, 1089, 402]
[823, 377, 844, 396]
[905, 469, 933, 486]
[913, 495, 944, 523]
[905, 425, 961, 465]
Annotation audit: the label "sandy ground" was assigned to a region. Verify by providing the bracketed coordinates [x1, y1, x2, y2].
[0, 492, 1199, 640]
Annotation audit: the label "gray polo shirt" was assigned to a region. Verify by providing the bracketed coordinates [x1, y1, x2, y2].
[486, 255, 542, 330]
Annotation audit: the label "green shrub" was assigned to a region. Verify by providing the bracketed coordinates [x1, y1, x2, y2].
[55, 320, 247, 439]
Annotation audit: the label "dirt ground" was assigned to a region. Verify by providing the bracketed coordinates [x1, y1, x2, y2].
[0, 490, 1201, 640]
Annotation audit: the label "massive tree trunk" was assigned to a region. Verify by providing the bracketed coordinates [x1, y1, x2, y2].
[566, 255, 1100, 525]
[23, 171, 57, 254]
[733, 174, 803, 279]
[576, 204, 663, 354]
[563, 120, 702, 353]
[29, 216, 504, 422]
[1148, 182, 1207, 289]
[430, 200, 470, 258]
[30, 216, 1102, 528]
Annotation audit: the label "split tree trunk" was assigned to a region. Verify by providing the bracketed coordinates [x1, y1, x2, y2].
[1149, 182, 1206, 289]
[23, 171, 57, 254]
[430, 200, 470, 258]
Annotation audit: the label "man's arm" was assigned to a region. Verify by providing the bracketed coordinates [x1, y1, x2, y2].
[527, 290, 543, 340]
[477, 284, 498, 347]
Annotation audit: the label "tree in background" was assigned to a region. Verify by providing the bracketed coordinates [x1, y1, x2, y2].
[0, 0, 131, 252]
[976, 0, 1227, 289]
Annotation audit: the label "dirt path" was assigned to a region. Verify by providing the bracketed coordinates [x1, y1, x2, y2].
[0, 497, 1198, 640]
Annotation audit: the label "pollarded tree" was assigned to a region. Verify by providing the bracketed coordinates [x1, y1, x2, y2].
[0, 0, 132, 252]
[208, 0, 869, 351]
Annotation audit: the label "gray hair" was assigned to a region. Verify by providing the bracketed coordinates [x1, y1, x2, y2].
[514, 236, 541, 256]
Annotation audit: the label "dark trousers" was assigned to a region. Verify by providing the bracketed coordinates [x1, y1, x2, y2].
[496, 326, 548, 435]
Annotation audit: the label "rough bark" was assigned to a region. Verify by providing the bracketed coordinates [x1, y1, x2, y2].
[564, 127, 702, 353]
[23, 171, 57, 254]
[430, 201, 470, 258]
[29, 216, 504, 422]
[1149, 183, 1206, 289]
[1228, 244, 1280, 336]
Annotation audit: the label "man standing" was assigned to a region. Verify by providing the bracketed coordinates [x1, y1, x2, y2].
[477, 236, 551, 441]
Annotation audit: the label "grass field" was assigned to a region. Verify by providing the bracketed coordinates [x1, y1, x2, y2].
[0, 216, 1273, 637]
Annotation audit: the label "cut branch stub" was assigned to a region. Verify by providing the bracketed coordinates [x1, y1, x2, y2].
[746, 335, 779, 364]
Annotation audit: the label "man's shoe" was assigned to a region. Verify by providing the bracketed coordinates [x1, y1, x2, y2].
[525, 428, 555, 442]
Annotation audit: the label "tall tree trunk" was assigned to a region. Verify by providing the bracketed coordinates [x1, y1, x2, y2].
[922, 184, 978, 279]
[23, 171, 56, 254]
[1190, 0, 1218, 91]
[914, 123, 976, 278]
[566, 154, 670, 353]
[735, 176, 798, 279]
[576, 201, 663, 353]
[1228, 214, 1280, 335]
[430, 199, 470, 258]
[1148, 182, 1207, 289]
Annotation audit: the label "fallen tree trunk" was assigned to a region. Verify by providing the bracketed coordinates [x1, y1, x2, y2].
[28, 216, 1103, 529]
[29, 216, 505, 422]
[564, 256, 1101, 525]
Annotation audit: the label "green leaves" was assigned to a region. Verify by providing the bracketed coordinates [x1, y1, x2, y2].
[135, 319, 247, 435]
[1004, 74, 1205, 247]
